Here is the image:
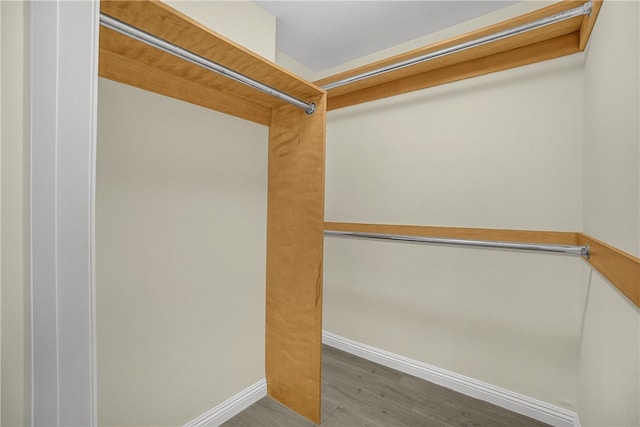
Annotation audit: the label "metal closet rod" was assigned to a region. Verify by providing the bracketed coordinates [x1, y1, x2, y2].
[324, 230, 590, 258]
[99, 13, 316, 115]
[321, 1, 592, 90]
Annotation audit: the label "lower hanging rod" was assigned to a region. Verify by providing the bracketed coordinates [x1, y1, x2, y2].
[321, 1, 592, 90]
[99, 13, 316, 115]
[324, 230, 590, 258]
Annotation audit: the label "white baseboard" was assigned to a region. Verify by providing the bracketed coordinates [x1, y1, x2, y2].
[183, 378, 267, 427]
[323, 331, 581, 427]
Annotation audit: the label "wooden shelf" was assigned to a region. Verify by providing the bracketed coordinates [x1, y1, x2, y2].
[99, 0, 324, 125]
[315, 1, 602, 110]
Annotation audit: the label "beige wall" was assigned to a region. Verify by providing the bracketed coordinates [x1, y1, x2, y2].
[324, 53, 586, 409]
[578, 1, 640, 426]
[97, 79, 268, 426]
[325, 54, 584, 231]
[96, 3, 274, 426]
[1, 1, 30, 426]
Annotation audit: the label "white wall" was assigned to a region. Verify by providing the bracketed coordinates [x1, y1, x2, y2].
[97, 79, 268, 426]
[578, 1, 640, 426]
[324, 53, 586, 409]
[1, 1, 29, 425]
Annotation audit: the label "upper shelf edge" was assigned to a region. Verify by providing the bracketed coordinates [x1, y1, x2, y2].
[315, 1, 600, 103]
[99, 0, 325, 103]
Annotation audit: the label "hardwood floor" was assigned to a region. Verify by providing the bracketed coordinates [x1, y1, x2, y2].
[222, 345, 551, 427]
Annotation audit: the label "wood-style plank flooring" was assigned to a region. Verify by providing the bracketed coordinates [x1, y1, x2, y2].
[222, 345, 551, 427]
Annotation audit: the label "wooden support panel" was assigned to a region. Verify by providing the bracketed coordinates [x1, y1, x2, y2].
[266, 95, 327, 424]
[578, 233, 640, 307]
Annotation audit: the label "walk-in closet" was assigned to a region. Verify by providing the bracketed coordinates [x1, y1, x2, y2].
[6, 0, 637, 426]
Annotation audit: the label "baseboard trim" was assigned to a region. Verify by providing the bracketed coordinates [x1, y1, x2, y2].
[323, 331, 580, 427]
[183, 378, 267, 427]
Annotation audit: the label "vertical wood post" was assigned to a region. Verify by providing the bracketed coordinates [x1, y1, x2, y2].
[266, 94, 326, 424]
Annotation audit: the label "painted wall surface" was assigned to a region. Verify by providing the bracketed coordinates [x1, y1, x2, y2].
[325, 54, 584, 231]
[97, 79, 268, 426]
[578, 1, 640, 426]
[324, 54, 586, 409]
[1, 1, 30, 426]
[165, 0, 276, 62]
[97, 4, 274, 425]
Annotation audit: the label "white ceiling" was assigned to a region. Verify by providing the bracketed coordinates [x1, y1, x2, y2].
[255, 1, 520, 73]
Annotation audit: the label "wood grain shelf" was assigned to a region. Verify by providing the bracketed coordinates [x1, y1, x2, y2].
[99, 0, 324, 125]
[315, 1, 602, 110]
